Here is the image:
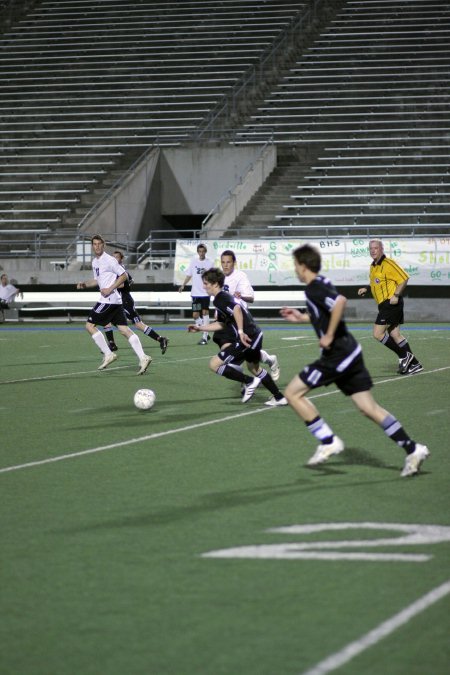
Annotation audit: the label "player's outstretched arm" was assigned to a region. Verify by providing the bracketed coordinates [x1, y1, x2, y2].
[188, 321, 223, 333]
[280, 307, 310, 323]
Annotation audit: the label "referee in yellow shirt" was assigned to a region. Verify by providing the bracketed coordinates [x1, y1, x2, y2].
[358, 239, 422, 375]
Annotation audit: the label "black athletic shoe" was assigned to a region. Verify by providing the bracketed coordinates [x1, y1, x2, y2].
[407, 362, 423, 375]
[108, 341, 118, 352]
[159, 336, 169, 354]
[398, 352, 414, 374]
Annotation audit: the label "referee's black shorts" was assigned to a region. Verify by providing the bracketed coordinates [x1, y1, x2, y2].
[375, 298, 404, 326]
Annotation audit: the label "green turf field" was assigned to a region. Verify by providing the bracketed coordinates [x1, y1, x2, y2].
[1, 322, 449, 675]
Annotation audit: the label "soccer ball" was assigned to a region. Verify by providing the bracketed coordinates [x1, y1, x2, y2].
[134, 388, 156, 410]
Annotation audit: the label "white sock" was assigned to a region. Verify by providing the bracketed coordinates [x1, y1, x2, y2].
[202, 314, 210, 339]
[195, 317, 203, 327]
[128, 333, 145, 359]
[92, 331, 111, 355]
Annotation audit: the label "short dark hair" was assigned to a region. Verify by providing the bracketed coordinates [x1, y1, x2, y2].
[113, 250, 124, 260]
[91, 234, 105, 244]
[292, 244, 321, 273]
[197, 243, 207, 252]
[220, 249, 236, 262]
[201, 267, 225, 287]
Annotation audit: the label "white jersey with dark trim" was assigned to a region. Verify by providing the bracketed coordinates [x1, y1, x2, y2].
[186, 256, 213, 297]
[222, 269, 254, 308]
[92, 251, 126, 305]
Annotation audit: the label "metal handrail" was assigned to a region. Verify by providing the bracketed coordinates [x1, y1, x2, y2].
[3, 225, 450, 265]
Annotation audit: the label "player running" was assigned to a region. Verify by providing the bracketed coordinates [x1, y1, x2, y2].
[281, 244, 429, 477]
[105, 251, 169, 355]
[188, 267, 287, 407]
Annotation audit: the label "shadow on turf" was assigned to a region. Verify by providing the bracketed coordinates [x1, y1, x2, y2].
[54, 465, 405, 536]
[306, 447, 398, 474]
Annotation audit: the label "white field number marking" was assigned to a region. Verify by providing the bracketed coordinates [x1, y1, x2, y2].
[202, 522, 450, 562]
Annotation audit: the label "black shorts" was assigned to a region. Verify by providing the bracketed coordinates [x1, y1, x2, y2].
[299, 349, 373, 396]
[192, 296, 210, 313]
[375, 298, 404, 327]
[87, 303, 128, 327]
[213, 327, 233, 347]
[218, 331, 263, 366]
[121, 296, 141, 324]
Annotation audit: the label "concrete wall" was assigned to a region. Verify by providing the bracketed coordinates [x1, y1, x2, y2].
[202, 143, 277, 238]
[160, 144, 270, 214]
[81, 147, 160, 242]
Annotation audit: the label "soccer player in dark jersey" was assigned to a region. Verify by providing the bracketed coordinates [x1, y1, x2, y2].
[105, 251, 169, 355]
[281, 244, 429, 477]
[358, 239, 422, 374]
[188, 267, 287, 406]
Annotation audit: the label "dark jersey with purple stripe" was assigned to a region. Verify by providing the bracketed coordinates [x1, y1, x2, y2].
[213, 290, 260, 342]
[306, 275, 358, 356]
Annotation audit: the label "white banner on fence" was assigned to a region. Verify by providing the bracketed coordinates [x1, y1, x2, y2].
[174, 237, 450, 286]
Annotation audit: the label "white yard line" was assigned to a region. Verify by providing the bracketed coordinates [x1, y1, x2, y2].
[0, 406, 270, 474]
[0, 354, 212, 385]
[0, 365, 448, 475]
[301, 580, 450, 675]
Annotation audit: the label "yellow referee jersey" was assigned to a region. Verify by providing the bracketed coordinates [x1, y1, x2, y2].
[369, 254, 409, 305]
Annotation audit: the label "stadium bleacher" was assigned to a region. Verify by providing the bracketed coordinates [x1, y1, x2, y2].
[231, 0, 450, 237]
[1, 0, 449, 271]
[0, 0, 309, 241]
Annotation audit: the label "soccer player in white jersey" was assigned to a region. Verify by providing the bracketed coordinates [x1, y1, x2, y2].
[218, 249, 280, 380]
[178, 243, 213, 345]
[76, 234, 151, 374]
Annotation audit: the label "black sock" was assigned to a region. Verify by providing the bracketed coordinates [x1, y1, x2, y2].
[105, 328, 115, 344]
[397, 338, 411, 359]
[381, 415, 416, 454]
[380, 334, 402, 356]
[144, 327, 160, 342]
[258, 369, 283, 398]
[217, 364, 251, 384]
[306, 416, 334, 444]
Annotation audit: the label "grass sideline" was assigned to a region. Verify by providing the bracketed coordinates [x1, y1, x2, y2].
[1, 322, 449, 675]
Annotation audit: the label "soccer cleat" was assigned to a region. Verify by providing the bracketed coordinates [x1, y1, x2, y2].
[108, 341, 118, 352]
[159, 336, 169, 354]
[307, 436, 345, 466]
[401, 444, 429, 477]
[242, 376, 262, 403]
[268, 354, 280, 381]
[137, 354, 152, 375]
[406, 362, 423, 375]
[198, 337, 210, 345]
[98, 352, 118, 370]
[398, 352, 414, 374]
[264, 396, 288, 407]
